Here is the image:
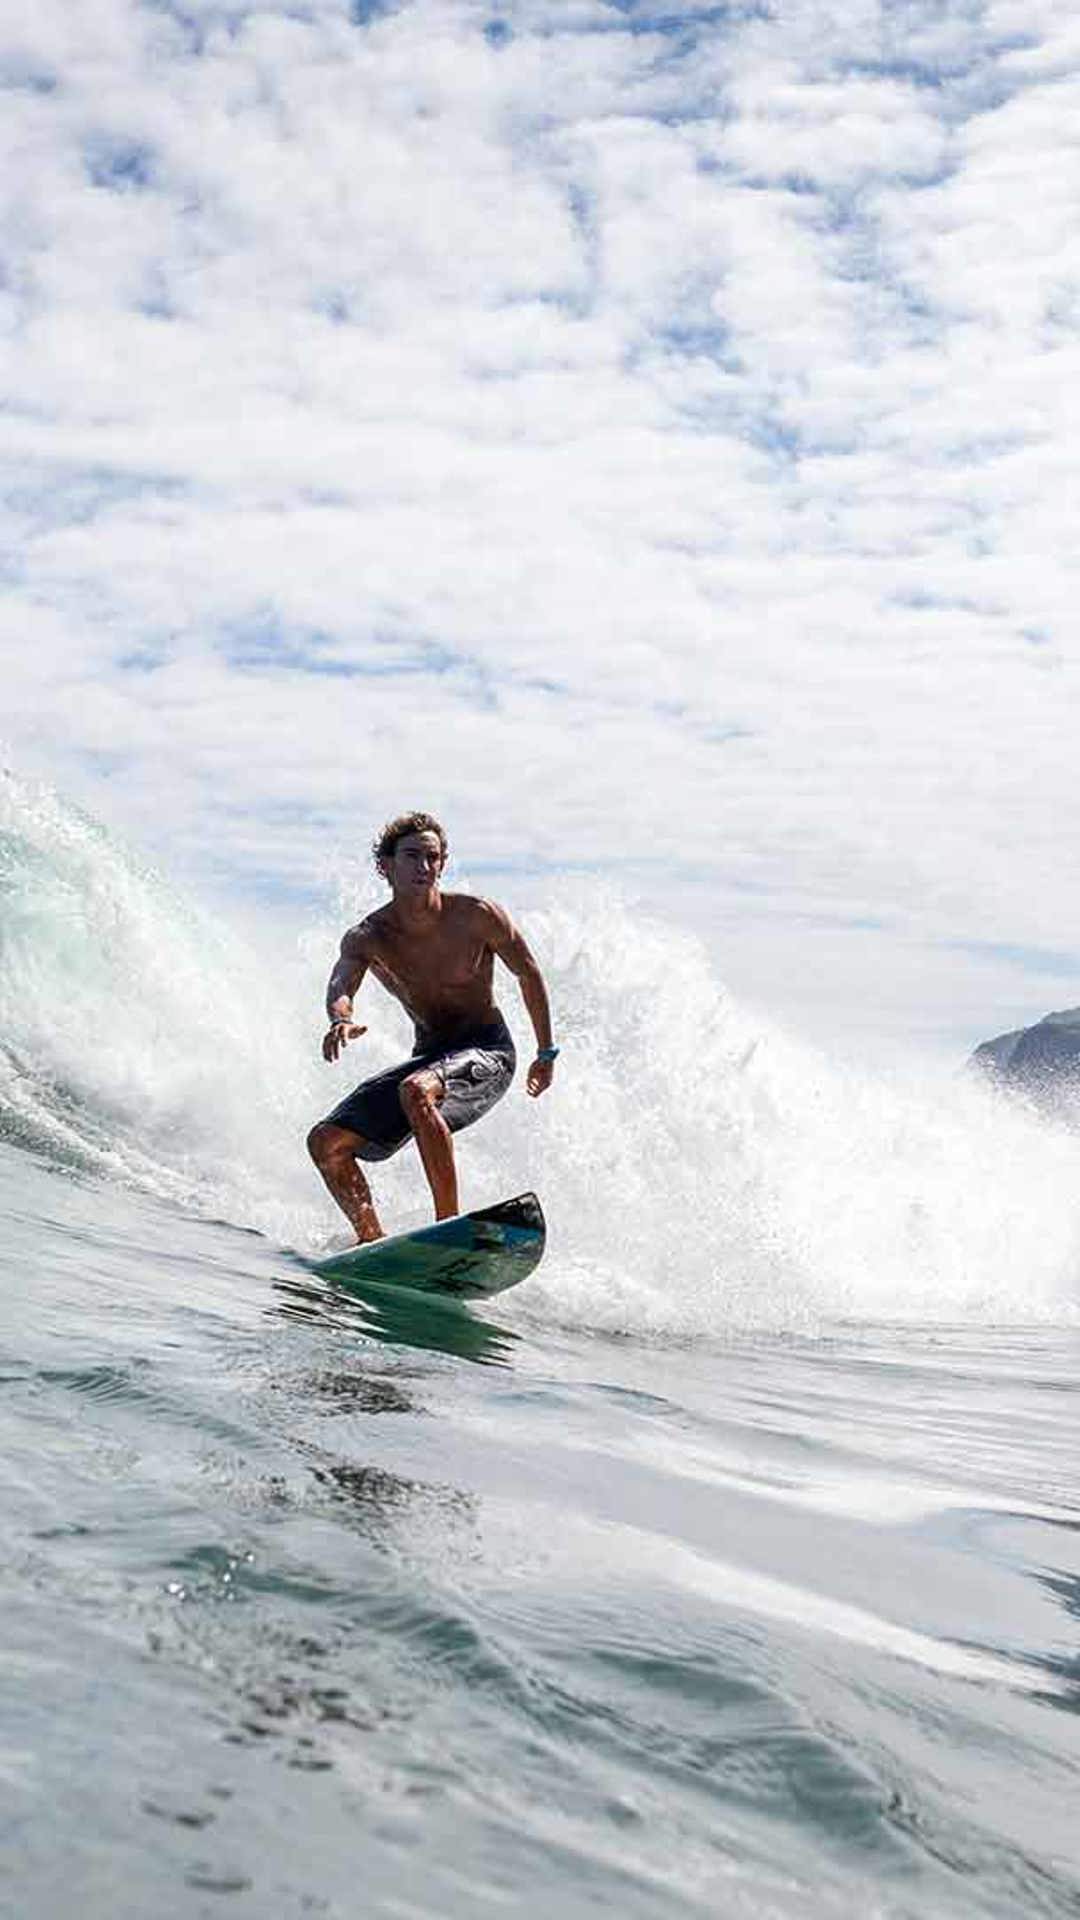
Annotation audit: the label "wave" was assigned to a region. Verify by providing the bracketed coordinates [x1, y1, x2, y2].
[2, 769, 1078, 1332]
[0, 770, 321, 1233]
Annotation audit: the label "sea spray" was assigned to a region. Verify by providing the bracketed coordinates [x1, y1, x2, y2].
[476, 890, 1080, 1334]
[2, 770, 1078, 1330]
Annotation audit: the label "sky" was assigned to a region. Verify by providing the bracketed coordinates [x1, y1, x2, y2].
[2, 0, 1079, 1056]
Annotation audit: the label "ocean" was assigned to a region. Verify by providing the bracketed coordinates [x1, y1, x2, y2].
[3, 773, 1079, 1919]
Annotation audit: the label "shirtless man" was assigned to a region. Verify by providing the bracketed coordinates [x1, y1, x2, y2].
[307, 811, 557, 1242]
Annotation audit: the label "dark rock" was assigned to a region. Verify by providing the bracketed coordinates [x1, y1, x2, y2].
[970, 1007, 1080, 1115]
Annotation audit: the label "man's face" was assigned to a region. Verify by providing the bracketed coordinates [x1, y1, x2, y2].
[388, 830, 445, 895]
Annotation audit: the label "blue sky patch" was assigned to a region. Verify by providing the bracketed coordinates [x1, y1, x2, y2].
[947, 941, 1078, 980]
[219, 616, 464, 681]
[0, 61, 57, 94]
[116, 647, 169, 673]
[85, 138, 156, 192]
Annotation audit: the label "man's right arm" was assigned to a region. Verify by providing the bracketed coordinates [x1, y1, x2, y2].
[321, 927, 370, 1063]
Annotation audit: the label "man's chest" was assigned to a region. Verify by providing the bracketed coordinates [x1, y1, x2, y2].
[374, 925, 490, 992]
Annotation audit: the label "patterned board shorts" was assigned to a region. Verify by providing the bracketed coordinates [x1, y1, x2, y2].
[323, 1017, 516, 1162]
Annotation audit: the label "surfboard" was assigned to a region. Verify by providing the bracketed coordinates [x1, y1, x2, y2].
[312, 1191, 545, 1300]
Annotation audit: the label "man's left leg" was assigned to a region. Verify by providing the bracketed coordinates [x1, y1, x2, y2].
[399, 1069, 458, 1221]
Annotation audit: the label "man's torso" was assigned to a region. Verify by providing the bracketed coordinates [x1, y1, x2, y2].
[356, 893, 500, 1042]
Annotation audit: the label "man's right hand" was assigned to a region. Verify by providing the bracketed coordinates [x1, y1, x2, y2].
[321, 1020, 367, 1063]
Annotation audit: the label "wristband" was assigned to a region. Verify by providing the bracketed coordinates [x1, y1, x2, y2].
[535, 1045, 560, 1063]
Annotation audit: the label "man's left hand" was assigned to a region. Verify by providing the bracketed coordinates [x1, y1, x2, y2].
[527, 1056, 555, 1098]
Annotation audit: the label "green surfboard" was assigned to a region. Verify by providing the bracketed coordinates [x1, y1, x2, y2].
[313, 1192, 545, 1300]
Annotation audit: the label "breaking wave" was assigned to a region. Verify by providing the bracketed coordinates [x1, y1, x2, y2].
[2, 770, 1078, 1333]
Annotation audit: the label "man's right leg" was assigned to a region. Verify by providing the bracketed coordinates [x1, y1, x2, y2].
[306, 1122, 385, 1243]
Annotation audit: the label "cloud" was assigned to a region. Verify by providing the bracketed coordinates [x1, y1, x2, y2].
[1, 0, 1079, 1052]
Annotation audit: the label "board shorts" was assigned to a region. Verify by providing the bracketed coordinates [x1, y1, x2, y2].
[323, 1016, 516, 1162]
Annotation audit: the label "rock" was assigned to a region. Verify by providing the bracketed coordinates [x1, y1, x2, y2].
[970, 1007, 1080, 1114]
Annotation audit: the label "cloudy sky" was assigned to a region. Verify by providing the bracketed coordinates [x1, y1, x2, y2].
[2, 0, 1078, 1055]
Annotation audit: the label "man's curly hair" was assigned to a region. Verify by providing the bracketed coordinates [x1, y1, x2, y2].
[372, 811, 448, 878]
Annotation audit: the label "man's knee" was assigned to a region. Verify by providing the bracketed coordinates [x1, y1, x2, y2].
[399, 1072, 442, 1124]
[307, 1121, 357, 1168]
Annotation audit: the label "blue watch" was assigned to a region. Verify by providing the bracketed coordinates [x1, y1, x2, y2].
[536, 1045, 560, 1063]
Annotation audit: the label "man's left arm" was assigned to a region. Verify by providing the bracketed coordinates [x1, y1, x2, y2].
[482, 902, 556, 1099]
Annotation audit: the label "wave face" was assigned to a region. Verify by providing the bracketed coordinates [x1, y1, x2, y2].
[2, 771, 1078, 1330]
[0, 771, 324, 1235]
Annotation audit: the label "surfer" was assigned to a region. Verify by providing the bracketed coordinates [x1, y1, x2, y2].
[307, 812, 557, 1242]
